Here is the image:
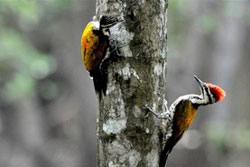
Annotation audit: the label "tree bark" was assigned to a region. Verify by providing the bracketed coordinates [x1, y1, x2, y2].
[96, 0, 168, 166]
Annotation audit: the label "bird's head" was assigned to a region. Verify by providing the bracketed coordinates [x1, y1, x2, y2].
[99, 15, 121, 36]
[193, 75, 226, 105]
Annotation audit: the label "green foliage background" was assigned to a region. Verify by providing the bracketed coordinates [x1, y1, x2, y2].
[0, 0, 249, 167]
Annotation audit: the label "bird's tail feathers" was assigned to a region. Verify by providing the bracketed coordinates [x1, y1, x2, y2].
[160, 149, 170, 167]
[159, 138, 176, 167]
[90, 69, 107, 100]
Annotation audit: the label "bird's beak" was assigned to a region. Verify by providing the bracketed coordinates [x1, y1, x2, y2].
[193, 75, 204, 89]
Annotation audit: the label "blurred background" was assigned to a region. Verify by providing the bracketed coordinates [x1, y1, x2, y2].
[0, 0, 248, 167]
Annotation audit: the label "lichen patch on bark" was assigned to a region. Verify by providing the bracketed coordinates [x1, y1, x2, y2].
[133, 105, 141, 118]
[129, 150, 141, 166]
[146, 149, 159, 167]
[106, 139, 142, 167]
[154, 63, 163, 76]
[118, 63, 140, 80]
[103, 119, 127, 135]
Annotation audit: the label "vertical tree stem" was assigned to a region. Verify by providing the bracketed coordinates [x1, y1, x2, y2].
[96, 0, 168, 166]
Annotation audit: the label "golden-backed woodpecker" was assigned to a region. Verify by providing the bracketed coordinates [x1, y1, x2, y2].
[81, 15, 120, 97]
[148, 76, 226, 167]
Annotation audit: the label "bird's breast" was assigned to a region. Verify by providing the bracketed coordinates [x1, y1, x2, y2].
[174, 100, 198, 137]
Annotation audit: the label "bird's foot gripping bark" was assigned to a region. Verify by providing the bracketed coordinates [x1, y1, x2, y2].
[145, 99, 175, 166]
[145, 99, 172, 119]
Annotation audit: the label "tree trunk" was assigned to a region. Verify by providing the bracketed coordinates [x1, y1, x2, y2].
[96, 0, 168, 166]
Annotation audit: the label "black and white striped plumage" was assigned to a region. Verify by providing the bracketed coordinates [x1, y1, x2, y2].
[148, 76, 226, 167]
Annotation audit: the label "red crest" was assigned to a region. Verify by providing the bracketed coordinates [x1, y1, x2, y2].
[205, 83, 226, 102]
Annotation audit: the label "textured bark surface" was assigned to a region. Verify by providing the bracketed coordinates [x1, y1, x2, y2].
[96, 0, 168, 166]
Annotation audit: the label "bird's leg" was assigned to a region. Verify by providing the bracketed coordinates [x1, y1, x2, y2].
[109, 38, 128, 57]
[99, 39, 126, 71]
[109, 43, 127, 56]
[146, 99, 171, 119]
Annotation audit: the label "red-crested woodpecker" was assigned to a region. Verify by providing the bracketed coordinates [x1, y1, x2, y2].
[148, 76, 226, 167]
[81, 15, 120, 97]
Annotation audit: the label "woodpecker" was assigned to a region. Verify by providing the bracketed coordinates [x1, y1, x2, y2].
[81, 15, 120, 97]
[148, 76, 226, 167]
